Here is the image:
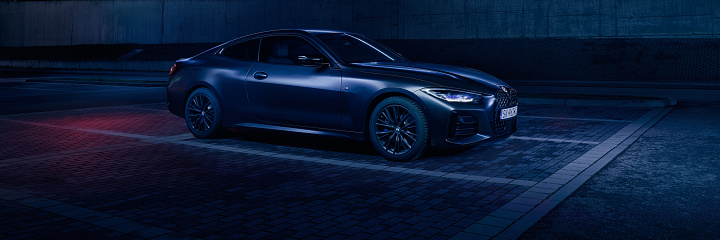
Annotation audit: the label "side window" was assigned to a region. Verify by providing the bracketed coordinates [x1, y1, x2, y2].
[259, 36, 325, 65]
[219, 38, 260, 61]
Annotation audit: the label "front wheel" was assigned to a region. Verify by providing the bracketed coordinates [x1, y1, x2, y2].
[369, 97, 429, 161]
[185, 88, 224, 138]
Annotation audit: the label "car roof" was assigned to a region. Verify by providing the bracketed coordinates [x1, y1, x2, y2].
[302, 29, 348, 34]
[251, 29, 350, 36]
[194, 29, 355, 61]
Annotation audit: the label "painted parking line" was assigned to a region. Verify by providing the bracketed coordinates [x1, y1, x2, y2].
[452, 107, 673, 240]
[508, 136, 600, 145]
[520, 115, 633, 123]
[1, 119, 538, 187]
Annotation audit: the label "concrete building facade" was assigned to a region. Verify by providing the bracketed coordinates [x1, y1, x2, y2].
[1, 0, 718, 85]
[1, 0, 718, 47]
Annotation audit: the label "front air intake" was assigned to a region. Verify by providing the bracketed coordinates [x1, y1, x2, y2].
[448, 112, 478, 140]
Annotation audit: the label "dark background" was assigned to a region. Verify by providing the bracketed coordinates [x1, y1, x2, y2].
[1, 0, 719, 85]
[2, 1, 719, 239]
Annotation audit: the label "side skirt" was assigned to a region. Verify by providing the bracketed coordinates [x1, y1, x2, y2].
[232, 123, 362, 140]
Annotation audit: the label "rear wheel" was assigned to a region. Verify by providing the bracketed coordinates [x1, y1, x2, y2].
[369, 97, 429, 161]
[185, 88, 224, 138]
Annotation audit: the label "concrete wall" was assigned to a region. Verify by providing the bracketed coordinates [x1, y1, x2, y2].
[1, 1, 164, 46]
[1, 0, 719, 47]
[0, 59, 173, 71]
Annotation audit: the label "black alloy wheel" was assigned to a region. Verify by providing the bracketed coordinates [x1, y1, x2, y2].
[185, 88, 224, 138]
[369, 96, 429, 161]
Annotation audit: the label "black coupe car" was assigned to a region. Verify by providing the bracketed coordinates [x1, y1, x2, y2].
[167, 29, 517, 161]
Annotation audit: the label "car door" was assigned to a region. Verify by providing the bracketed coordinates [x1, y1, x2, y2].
[245, 35, 342, 129]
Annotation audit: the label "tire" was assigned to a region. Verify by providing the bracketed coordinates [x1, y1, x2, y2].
[369, 96, 429, 161]
[185, 88, 224, 138]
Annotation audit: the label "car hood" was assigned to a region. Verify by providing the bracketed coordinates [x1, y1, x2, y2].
[349, 61, 509, 91]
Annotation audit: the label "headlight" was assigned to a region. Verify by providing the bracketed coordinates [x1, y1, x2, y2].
[421, 88, 486, 103]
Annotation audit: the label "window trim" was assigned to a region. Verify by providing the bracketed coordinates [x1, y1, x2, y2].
[215, 37, 262, 62]
[257, 35, 331, 67]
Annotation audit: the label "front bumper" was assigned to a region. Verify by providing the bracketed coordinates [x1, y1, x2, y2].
[418, 88, 518, 148]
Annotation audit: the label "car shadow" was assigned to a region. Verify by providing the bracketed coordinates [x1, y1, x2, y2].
[224, 128, 378, 156]
[222, 128, 476, 160]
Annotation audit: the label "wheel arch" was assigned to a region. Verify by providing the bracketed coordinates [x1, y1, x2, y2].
[363, 89, 429, 141]
[183, 84, 226, 139]
[181, 82, 220, 117]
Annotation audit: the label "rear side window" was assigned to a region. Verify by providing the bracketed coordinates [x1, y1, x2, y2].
[219, 38, 260, 61]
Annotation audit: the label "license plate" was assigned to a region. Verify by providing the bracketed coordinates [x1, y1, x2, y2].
[500, 106, 517, 120]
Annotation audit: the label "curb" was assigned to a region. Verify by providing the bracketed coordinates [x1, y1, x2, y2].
[508, 79, 720, 90]
[0, 60, 172, 72]
[519, 97, 676, 108]
[25, 77, 167, 87]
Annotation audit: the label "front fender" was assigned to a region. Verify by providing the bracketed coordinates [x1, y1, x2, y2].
[339, 67, 434, 139]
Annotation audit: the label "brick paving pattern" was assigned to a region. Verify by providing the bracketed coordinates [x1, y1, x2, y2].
[0, 102, 664, 239]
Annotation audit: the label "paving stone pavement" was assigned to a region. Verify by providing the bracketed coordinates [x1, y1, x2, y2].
[0, 103, 670, 239]
[516, 103, 720, 239]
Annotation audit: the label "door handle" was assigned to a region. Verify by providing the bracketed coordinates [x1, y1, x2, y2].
[253, 72, 268, 80]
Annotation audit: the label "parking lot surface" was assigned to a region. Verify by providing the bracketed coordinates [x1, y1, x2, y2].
[0, 82, 671, 239]
[518, 102, 720, 239]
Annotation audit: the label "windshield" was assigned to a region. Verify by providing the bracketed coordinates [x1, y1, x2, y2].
[314, 33, 407, 63]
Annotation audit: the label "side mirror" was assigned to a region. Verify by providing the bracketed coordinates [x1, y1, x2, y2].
[298, 56, 328, 68]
